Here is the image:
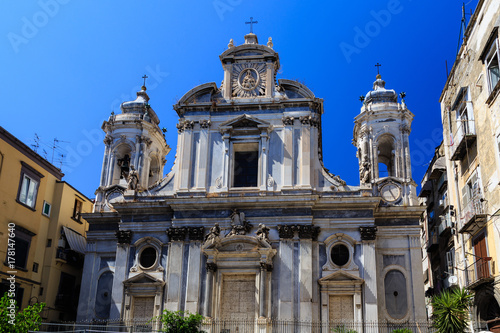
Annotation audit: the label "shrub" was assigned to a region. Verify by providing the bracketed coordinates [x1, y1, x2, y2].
[155, 310, 204, 333]
[432, 287, 472, 333]
[0, 292, 45, 333]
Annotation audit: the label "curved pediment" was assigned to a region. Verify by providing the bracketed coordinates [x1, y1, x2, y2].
[177, 82, 218, 105]
[278, 79, 316, 99]
[220, 44, 278, 62]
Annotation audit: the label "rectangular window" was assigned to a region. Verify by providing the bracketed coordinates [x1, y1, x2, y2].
[5, 227, 35, 270]
[55, 272, 76, 308]
[32, 262, 39, 272]
[232, 143, 259, 188]
[486, 39, 500, 92]
[72, 199, 82, 221]
[19, 175, 38, 208]
[42, 201, 51, 217]
[16, 162, 43, 210]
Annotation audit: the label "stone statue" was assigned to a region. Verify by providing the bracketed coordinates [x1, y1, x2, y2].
[267, 37, 273, 48]
[117, 154, 130, 179]
[360, 158, 371, 183]
[228, 38, 234, 48]
[226, 209, 252, 237]
[204, 223, 220, 245]
[256, 223, 270, 243]
[127, 165, 139, 190]
[241, 71, 256, 89]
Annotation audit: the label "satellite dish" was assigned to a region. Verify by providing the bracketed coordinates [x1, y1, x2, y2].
[448, 275, 458, 285]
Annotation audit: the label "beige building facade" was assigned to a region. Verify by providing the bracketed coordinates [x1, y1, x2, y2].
[0, 126, 92, 322]
[438, 0, 500, 330]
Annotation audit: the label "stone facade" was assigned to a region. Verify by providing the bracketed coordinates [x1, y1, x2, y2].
[437, 1, 500, 330]
[77, 33, 426, 326]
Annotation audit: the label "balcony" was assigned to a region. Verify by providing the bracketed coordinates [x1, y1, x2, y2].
[427, 229, 439, 252]
[450, 119, 476, 161]
[438, 214, 453, 237]
[466, 257, 494, 289]
[458, 196, 487, 234]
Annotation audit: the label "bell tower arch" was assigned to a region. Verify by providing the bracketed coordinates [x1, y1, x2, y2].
[353, 74, 417, 205]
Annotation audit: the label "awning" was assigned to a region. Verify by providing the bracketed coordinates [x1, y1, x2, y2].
[63, 226, 87, 254]
[429, 157, 446, 180]
[418, 180, 433, 198]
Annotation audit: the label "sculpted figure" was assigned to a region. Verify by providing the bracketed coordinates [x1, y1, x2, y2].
[117, 154, 130, 179]
[204, 223, 220, 245]
[227, 209, 251, 237]
[127, 165, 139, 190]
[256, 223, 270, 243]
[242, 71, 256, 89]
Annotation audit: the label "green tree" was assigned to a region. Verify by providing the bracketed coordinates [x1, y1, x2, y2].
[155, 310, 204, 333]
[431, 287, 473, 333]
[0, 292, 45, 332]
[391, 329, 413, 333]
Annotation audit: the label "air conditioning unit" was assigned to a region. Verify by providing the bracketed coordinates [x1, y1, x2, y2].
[447, 275, 458, 287]
[439, 200, 445, 208]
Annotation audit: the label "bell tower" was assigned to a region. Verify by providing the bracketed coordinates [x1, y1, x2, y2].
[94, 84, 170, 212]
[353, 74, 417, 206]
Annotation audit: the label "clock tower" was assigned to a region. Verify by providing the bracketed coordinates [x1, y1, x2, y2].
[353, 74, 417, 206]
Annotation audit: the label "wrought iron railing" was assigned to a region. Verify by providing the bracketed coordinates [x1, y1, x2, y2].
[466, 257, 493, 288]
[35, 319, 438, 333]
[459, 195, 486, 231]
[450, 119, 476, 160]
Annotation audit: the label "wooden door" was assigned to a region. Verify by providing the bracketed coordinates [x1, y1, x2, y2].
[473, 233, 489, 279]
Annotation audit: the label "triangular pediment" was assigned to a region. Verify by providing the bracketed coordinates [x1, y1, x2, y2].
[123, 272, 164, 286]
[318, 270, 364, 286]
[220, 114, 270, 130]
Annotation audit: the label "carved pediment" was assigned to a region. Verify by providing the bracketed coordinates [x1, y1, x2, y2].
[318, 270, 364, 286]
[123, 272, 164, 286]
[219, 114, 271, 134]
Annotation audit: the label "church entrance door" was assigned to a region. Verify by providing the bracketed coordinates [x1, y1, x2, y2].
[329, 295, 354, 321]
[221, 274, 256, 320]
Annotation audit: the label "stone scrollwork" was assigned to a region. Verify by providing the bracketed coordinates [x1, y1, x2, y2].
[188, 227, 205, 241]
[359, 226, 377, 240]
[116, 230, 133, 244]
[166, 227, 188, 241]
[282, 116, 294, 125]
[199, 119, 211, 129]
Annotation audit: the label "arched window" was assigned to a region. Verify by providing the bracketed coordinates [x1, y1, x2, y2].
[377, 135, 395, 178]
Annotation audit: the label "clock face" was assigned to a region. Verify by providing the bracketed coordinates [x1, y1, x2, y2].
[381, 183, 401, 202]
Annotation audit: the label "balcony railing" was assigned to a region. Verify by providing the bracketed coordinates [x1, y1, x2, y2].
[37, 319, 438, 333]
[438, 215, 453, 237]
[466, 257, 493, 289]
[427, 229, 439, 252]
[459, 196, 487, 234]
[450, 119, 476, 161]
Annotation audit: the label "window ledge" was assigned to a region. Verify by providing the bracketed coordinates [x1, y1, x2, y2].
[3, 262, 28, 272]
[71, 217, 83, 224]
[486, 81, 500, 105]
[15, 199, 36, 212]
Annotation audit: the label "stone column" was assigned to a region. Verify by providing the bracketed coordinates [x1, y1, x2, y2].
[265, 61, 273, 98]
[359, 226, 378, 322]
[299, 117, 312, 188]
[179, 121, 194, 191]
[260, 130, 269, 191]
[165, 228, 187, 311]
[77, 242, 100, 321]
[223, 63, 232, 100]
[204, 263, 217, 317]
[100, 137, 112, 186]
[196, 120, 211, 190]
[277, 226, 295, 318]
[110, 230, 133, 319]
[106, 153, 115, 186]
[222, 132, 230, 190]
[282, 117, 294, 189]
[185, 228, 203, 313]
[409, 235, 426, 320]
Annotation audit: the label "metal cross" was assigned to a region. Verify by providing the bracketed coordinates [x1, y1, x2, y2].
[375, 63, 382, 74]
[245, 17, 258, 33]
[142, 74, 148, 86]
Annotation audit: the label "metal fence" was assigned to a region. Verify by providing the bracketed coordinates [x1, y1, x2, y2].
[33, 319, 437, 333]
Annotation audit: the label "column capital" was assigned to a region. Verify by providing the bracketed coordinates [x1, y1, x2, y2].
[166, 227, 188, 241]
[206, 262, 217, 272]
[115, 230, 133, 244]
[359, 226, 377, 241]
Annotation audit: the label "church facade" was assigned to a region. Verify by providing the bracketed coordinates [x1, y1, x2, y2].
[77, 33, 426, 327]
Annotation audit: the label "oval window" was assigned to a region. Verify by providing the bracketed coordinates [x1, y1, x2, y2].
[331, 244, 350, 267]
[140, 247, 157, 269]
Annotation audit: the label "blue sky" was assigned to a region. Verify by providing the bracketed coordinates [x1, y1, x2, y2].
[0, 0, 478, 198]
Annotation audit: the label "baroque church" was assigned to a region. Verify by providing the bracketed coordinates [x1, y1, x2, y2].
[77, 32, 426, 326]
